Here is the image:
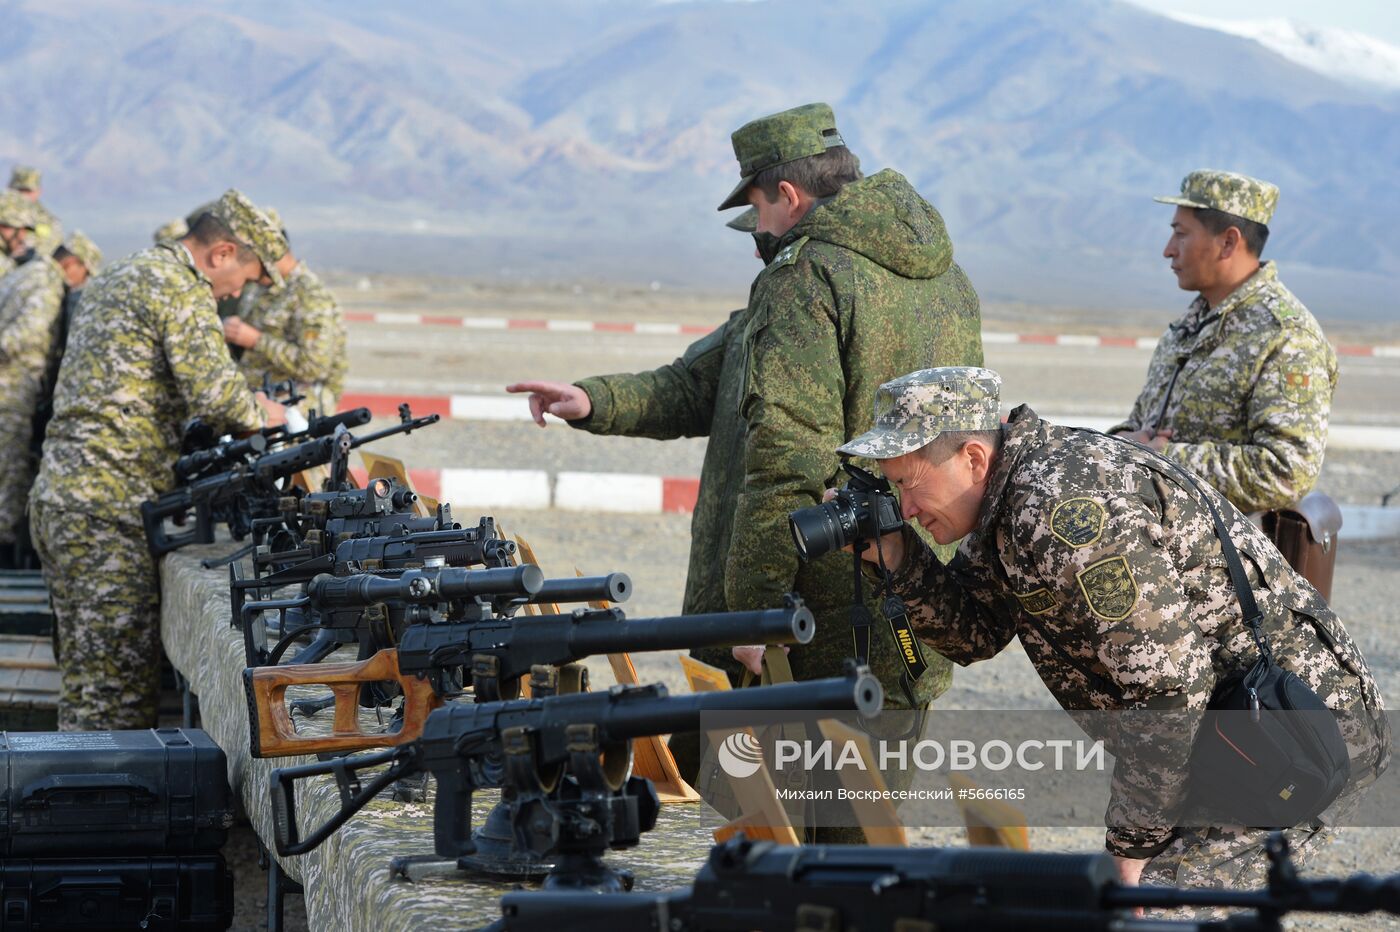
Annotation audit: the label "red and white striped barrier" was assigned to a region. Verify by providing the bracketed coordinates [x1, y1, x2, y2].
[349, 463, 1400, 538]
[344, 312, 1400, 358]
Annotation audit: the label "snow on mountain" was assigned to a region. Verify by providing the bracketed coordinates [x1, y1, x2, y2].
[1170, 13, 1400, 92]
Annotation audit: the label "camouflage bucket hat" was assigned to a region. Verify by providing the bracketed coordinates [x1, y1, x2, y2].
[8, 165, 40, 192]
[153, 217, 189, 244]
[211, 189, 288, 287]
[1154, 169, 1279, 226]
[725, 206, 758, 233]
[717, 102, 846, 210]
[0, 190, 35, 229]
[838, 367, 1004, 459]
[64, 230, 103, 274]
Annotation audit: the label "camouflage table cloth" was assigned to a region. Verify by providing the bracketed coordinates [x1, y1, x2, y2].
[159, 540, 724, 930]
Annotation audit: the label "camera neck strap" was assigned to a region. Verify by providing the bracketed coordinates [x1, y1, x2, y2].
[850, 534, 929, 689]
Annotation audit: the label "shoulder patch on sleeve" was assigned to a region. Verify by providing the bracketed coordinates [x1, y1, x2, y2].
[1076, 556, 1139, 622]
[1015, 588, 1058, 615]
[1050, 497, 1106, 548]
[1281, 366, 1316, 403]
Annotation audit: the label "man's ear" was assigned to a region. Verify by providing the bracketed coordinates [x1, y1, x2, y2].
[206, 240, 236, 267]
[1218, 226, 1242, 261]
[776, 180, 802, 216]
[964, 440, 994, 484]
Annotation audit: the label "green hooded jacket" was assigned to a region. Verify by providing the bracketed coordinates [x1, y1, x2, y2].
[575, 169, 983, 710]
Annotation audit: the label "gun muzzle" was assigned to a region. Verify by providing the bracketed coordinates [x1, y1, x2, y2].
[305, 406, 373, 438]
[532, 573, 632, 606]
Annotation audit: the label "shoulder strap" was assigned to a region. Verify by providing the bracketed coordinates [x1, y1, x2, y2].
[1093, 431, 1272, 664]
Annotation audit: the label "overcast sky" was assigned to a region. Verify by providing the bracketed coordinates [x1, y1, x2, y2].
[1128, 0, 1400, 45]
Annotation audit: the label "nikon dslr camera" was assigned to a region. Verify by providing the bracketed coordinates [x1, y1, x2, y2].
[789, 463, 902, 562]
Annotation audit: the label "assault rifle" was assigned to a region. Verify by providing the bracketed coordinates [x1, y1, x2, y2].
[175, 407, 372, 482]
[486, 832, 1400, 932]
[141, 404, 440, 557]
[243, 589, 814, 755]
[268, 664, 881, 891]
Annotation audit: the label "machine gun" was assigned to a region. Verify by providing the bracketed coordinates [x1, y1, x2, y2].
[268, 664, 881, 891]
[243, 589, 813, 755]
[243, 477, 461, 574]
[141, 404, 440, 557]
[486, 832, 1400, 932]
[175, 407, 373, 483]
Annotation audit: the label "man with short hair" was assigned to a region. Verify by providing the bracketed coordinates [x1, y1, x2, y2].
[8, 166, 63, 259]
[509, 103, 984, 787]
[0, 190, 35, 280]
[222, 208, 348, 414]
[845, 366, 1386, 901]
[0, 232, 102, 565]
[30, 189, 287, 730]
[1109, 170, 1335, 513]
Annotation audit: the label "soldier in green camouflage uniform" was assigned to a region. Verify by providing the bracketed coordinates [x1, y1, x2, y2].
[1109, 171, 1335, 513]
[29, 190, 286, 730]
[0, 232, 102, 562]
[8, 166, 63, 260]
[222, 209, 348, 413]
[509, 103, 984, 774]
[845, 367, 1387, 904]
[0, 190, 35, 282]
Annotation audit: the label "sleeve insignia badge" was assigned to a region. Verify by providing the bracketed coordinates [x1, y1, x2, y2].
[1050, 497, 1106, 548]
[1015, 588, 1057, 615]
[1076, 556, 1139, 621]
[1282, 368, 1313, 403]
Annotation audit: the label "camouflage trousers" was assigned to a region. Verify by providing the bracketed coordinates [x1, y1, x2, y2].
[0, 407, 37, 545]
[30, 501, 162, 730]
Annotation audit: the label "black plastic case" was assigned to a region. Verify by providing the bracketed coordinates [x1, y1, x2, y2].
[0, 855, 233, 931]
[0, 728, 234, 856]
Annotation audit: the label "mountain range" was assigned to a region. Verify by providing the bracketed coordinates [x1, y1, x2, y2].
[1, 0, 1396, 318]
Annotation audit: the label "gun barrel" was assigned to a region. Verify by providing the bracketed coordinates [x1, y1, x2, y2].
[304, 407, 372, 439]
[532, 573, 632, 605]
[568, 602, 813, 658]
[308, 565, 544, 608]
[597, 666, 881, 741]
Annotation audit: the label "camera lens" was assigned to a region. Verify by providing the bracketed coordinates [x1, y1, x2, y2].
[788, 500, 849, 562]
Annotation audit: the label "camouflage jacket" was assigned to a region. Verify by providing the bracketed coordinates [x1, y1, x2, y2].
[0, 254, 65, 413]
[236, 261, 347, 413]
[890, 407, 1387, 857]
[0, 253, 14, 281]
[29, 201, 63, 259]
[31, 243, 263, 526]
[1109, 263, 1336, 512]
[575, 169, 983, 709]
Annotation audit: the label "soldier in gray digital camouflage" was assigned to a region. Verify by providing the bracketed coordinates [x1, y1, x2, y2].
[29, 189, 287, 730]
[222, 207, 348, 414]
[0, 190, 35, 281]
[1108, 170, 1335, 513]
[8, 166, 63, 261]
[508, 102, 985, 802]
[0, 231, 102, 566]
[843, 366, 1387, 908]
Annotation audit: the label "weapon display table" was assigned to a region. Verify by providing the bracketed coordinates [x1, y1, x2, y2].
[159, 541, 723, 930]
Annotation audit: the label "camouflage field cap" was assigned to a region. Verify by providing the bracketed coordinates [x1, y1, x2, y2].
[717, 102, 846, 210]
[210, 189, 288, 286]
[262, 206, 284, 234]
[153, 217, 189, 244]
[1154, 169, 1279, 226]
[8, 165, 40, 192]
[838, 366, 1003, 459]
[725, 206, 758, 233]
[64, 231, 103, 274]
[0, 190, 35, 229]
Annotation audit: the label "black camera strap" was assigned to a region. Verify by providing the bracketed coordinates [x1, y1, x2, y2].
[850, 537, 929, 691]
